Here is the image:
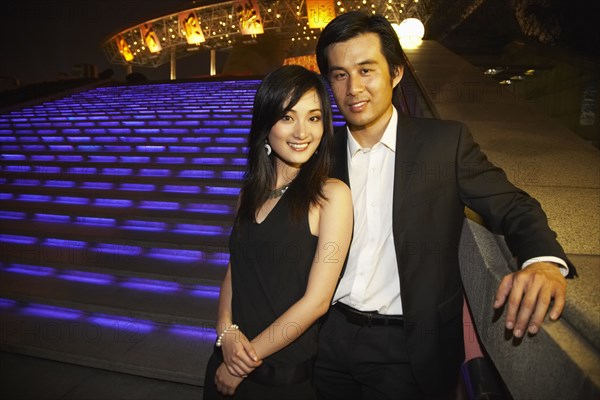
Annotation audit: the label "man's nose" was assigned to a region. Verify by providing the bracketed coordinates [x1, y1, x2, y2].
[347, 74, 364, 96]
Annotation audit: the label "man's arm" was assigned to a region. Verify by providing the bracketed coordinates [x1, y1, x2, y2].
[455, 123, 573, 337]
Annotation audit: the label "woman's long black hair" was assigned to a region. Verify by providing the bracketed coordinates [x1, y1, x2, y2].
[236, 65, 335, 224]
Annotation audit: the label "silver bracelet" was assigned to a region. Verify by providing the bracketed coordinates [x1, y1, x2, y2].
[215, 323, 239, 347]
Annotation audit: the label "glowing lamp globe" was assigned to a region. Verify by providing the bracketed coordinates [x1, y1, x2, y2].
[392, 18, 425, 49]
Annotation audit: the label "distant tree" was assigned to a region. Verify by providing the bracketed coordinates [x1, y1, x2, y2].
[99, 69, 115, 79]
[125, 72, 148, 83]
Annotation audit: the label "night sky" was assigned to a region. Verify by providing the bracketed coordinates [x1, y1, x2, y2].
[1, 0, 597, 86]
[0, 0, 213, 85]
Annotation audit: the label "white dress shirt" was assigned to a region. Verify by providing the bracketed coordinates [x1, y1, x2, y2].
[333, 108, 403, 315]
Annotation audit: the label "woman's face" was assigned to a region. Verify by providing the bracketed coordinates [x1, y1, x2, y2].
[267, 88, 323, 171]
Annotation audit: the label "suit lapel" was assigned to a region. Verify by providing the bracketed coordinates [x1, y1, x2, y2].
[332, 125, 350, 186]
[393, 115, 424, 225]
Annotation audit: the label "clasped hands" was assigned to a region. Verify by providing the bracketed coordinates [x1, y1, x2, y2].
[215, 329, 262, 396]
[494, 261, 567, 338]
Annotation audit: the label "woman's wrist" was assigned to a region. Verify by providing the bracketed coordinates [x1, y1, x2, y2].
[216, 320, 234, 336]
[216, 323, 239, 347]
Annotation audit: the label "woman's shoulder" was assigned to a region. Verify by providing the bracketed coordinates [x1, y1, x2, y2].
[321, 178, 351, 203]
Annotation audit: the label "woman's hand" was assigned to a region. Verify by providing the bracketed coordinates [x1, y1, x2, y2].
[221, 328, 262, 377]
[215, 362, 244, 396]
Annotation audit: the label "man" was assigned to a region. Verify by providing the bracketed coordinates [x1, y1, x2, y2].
[313, 11, 574, 399]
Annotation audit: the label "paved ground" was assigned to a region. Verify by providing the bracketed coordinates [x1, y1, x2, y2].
[0, 351, 203, 400]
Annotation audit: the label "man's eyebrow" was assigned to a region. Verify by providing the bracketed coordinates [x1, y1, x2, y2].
[356, 60, 378, 66]
[329, 60, 378, 71]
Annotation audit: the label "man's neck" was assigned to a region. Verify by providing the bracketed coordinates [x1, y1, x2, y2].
[348, 109, 394, 149]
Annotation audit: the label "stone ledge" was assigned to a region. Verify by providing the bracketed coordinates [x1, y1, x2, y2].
[459, 219, 600, 399]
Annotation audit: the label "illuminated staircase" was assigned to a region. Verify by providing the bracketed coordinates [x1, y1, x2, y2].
[0, 79, 269, 385]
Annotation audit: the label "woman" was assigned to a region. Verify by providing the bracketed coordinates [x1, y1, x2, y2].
[203, 65, 352, 399]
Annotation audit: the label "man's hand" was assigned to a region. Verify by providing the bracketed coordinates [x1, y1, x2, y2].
[215, 362, 244, 396]
[494, 262, 566, 338]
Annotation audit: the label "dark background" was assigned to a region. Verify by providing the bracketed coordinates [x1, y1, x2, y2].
[0, 0, 598, 85]
[0, 0, 216, 85]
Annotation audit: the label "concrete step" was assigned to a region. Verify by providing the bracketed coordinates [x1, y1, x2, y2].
[0, 185, 240, 203]
[1, 219, 230, 249]
[0, 300, 215, 385]
[0, 269, 219, 326]
[0, 199, 237, 226]
[0, 351, 204, 400]
[0, 242, 228, 284]
[0, 183, 240, 202]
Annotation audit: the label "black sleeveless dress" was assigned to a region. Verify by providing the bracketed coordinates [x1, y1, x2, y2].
[203, 193, 319, 399]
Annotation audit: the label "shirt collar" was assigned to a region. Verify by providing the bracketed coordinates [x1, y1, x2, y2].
[347, 107, 398, 158]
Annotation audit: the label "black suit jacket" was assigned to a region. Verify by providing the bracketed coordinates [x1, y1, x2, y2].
[331, 114, 573, 392]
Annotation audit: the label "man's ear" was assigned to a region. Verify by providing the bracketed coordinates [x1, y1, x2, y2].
[392, 65, 404, 88]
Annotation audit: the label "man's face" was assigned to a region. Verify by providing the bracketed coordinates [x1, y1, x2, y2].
[325, 33, 402, 135]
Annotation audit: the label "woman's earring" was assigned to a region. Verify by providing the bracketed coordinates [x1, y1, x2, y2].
[264, 142, 272, 156]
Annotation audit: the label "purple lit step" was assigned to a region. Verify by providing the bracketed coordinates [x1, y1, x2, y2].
[2, 263, 221, 296]
[139, 201, 179, 210]
[0, 234, 38, 244]
[82, 181, 113, 190]
[103, 168, 133, 175]
[122, 220, 166, 232]
[178, 170, 215, 178]
[221, 171, 244, 180]
[59, 270, 114, 285]
[0, 211, 26, 220]
[163, 185, 200, 194]
[156, 156, 185, 164]
[1, 154, 26, 160]
[0, 298, 218, 338]
[88, 314, 154, 333]
[34, 213, 70, 223]
[190, 285, 220, 299]
[76, 216, 116, 227]
[192, 157, 226, 165]
[169, 325, 217, 340]
[121, 278, 179, 293]
[13, 179, 39, 186]
[92, 243, 142, 256]
[120, 183, 155, 191]
[18, 194, 51, 202]
[44, 180, 75, 188]
[5, 263, 54, 276]
[22, 303, 83, 320]
[90, 155, 118, 162]
[173, 224, 226, 236]
[204, 147, 238, 154]
[44, 238, 86, 248]
[169, 146, 200, 152]
[56, 196, 89, 205]
[148, 248, 203, 262]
